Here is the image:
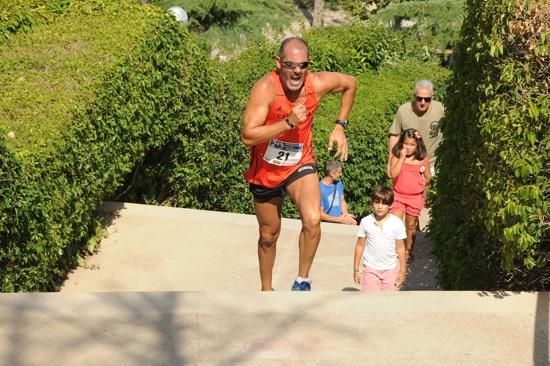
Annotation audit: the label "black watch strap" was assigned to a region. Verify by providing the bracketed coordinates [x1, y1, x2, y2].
[285, 117, 296, 129]
[335, 119, 348, 128]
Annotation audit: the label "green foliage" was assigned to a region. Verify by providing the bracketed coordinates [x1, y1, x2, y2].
[119, 39, 275, 213]
[313, 63, 449, 218]
[0, 2, 155, 154]
[429, 0, 549, 290]
[369, 0, 465, 50]
[0, 0, 70, 44]
[0, 0, 200, 291]
[151, 0, 298, 56]
[305, 24, 402, 72]
[120, 58, 254, 214]
[127, 25, 449, 220]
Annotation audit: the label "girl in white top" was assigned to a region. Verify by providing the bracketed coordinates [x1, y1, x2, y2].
[353, 186, 407, 291]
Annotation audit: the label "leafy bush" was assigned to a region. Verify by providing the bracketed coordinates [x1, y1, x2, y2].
[368, 0, 465, 50]
[128, 26, 449, 219]
[119, 59, 254, 214]
[305, 24, 402, 72]
[151, 0, 298, 56]
[0, 0, 203, 291]
[118, 39, 274, 214]
[0, 0, 70, 44]
[429, 0, 549, 290]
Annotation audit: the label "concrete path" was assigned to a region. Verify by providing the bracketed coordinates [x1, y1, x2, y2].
[1, 202, 548, 365]
[61, 202, 438, 292]
[1, 291, 548, 365]
[63, 201, 359, 291]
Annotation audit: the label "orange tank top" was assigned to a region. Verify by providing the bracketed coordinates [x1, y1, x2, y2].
[245, 71, 319, 188]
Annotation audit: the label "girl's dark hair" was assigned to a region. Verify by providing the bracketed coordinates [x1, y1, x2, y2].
[371, 186, 394, 205]
[391, 128, 427, 160]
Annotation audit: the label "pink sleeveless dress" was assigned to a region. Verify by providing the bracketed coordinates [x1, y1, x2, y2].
[391, 158, 428, 216]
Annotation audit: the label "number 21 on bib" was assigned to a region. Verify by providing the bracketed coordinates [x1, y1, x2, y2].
[263, 139, 303, 166]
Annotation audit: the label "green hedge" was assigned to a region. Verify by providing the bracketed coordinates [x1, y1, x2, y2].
[369, 0, 465, 50]
[429, 0, 549, 290]
[124, 24, 449, 219]
[0, 0, 70, 44]
[119, 25, 396, 215]
[313, 63, 449, 218]
[0, 0, 207, 291]
[305, 24, 401, 73]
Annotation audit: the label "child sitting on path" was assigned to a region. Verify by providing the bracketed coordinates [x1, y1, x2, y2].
[353, 186, 407, 291]
[389, 128, 432, 260]
[320, 160, 357, 225]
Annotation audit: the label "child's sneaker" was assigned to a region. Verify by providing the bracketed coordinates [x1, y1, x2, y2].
[291, 280, 311, 291]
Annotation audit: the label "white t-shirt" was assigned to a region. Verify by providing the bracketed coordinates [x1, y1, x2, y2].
[357, 213, 407, 270]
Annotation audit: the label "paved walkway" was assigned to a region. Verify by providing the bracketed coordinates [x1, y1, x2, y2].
[61, 202, 438, 292]
[1, 291, 547, 365]
[1, 202, 547, 365]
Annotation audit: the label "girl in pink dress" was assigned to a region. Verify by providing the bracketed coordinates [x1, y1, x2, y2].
[389, 128, 432, 260]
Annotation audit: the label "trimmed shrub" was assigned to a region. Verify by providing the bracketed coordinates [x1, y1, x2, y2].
[0, 0, 70, 44]
[429, 0, 549, 290]
[131, 25, 450, 219]
[305, 24, 402, 73]
[313, 62, 449, 217]
[0, 0, 205, 291]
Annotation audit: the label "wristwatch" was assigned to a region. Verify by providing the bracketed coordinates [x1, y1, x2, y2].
[335, 119, 349, 129]
[285, 117, 296, 129]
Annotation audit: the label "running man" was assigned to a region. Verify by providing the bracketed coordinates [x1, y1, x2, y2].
[241, 37, 357, 291]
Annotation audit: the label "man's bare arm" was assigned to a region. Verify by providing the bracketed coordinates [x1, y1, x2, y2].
[313, 72, 357, 160]
[241, 76, 292, 146]
[313, 72, 357, 116]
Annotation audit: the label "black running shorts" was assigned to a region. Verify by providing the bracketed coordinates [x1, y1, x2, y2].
[249, 163, 318, 202]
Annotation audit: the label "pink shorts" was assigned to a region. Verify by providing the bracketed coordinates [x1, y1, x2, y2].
[361, 265, 399, 292]
[391, 192, 424, 217]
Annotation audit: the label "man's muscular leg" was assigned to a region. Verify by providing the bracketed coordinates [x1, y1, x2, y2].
[286, 173, 321, 278]
[254, 197, 283, 291]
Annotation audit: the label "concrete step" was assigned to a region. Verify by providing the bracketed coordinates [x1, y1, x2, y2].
[0, 291, 548, 365]
[61, 202, 437, 292]
[3, 202, 546, 365]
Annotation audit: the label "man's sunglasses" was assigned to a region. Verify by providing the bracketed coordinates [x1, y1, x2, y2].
[281, 61, 311, 70]
[415, 96, 432, 103]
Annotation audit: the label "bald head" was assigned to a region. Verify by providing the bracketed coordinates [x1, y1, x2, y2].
[279, 37, 309, 58]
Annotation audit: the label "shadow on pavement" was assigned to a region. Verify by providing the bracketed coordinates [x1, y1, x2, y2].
[401, 230, 440, 291]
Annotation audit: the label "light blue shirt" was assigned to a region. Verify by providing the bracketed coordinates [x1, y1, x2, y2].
[320, 180, 344, 216]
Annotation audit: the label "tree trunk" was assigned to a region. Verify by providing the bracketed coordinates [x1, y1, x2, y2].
[313, 0, 324, 27]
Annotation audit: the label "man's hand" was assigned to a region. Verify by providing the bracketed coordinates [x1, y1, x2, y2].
[328, 125, 348, 161]
[288, 104, 307, 126]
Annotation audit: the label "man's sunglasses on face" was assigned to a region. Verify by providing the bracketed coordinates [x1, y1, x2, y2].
[281, 61, 311, 70]
[415, 96, 432, 103]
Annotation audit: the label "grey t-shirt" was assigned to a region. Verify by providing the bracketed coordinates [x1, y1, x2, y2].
[389, 100, 445, 166]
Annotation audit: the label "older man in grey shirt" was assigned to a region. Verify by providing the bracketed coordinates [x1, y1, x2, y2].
[387, 80, 445, 177]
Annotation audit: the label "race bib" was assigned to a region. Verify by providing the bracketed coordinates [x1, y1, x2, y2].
[263, 139, 303, 166]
